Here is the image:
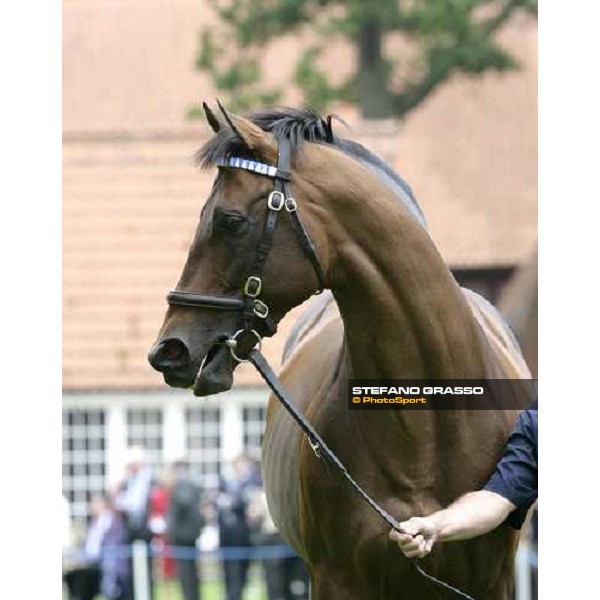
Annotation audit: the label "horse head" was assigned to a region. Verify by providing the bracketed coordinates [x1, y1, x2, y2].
[148, 103, 331, 396]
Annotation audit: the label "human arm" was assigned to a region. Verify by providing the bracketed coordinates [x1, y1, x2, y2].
[389, 490, 516, 558]
[390, 403, 538, 558]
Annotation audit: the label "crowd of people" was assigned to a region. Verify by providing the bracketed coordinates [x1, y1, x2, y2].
[62, 447, 308, 600]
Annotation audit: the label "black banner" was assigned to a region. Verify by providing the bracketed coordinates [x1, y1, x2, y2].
[347, 379, 537, 410]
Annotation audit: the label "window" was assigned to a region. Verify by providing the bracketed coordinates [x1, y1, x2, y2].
[62, 408, 107, 524]
[126, 408, 163, 471]
[243, 405, 267, 458]
[186, 407, 221, 488]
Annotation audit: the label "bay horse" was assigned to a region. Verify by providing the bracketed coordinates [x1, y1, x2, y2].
[148, 105, 532, 600]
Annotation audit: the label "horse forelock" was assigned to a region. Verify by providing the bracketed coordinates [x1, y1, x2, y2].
[195, 107, 326, 167]
[195, 106, 426, 228]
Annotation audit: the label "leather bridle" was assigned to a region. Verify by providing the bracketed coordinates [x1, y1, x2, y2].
[167, 135, 326, 360]
[165, 136, 476, 600]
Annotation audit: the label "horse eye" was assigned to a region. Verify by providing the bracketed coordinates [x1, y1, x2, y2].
[214, 211, 246, 235]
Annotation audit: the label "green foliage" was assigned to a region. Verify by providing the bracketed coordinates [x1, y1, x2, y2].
[294, 47, 354, 110]
[191, 0, 537, 119]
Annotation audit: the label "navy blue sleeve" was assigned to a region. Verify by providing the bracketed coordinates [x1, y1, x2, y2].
[483, 402, 538, 529]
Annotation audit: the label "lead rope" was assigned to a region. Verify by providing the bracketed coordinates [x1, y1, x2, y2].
[247, 348, 476, 600]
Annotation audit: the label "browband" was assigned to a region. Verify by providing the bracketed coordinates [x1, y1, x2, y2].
[216, 156, 291, 181]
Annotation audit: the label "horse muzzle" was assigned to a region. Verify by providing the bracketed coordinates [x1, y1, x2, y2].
[148, 336, 235, 396]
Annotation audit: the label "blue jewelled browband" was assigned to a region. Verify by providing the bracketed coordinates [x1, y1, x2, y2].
[216, 156, 291, 181]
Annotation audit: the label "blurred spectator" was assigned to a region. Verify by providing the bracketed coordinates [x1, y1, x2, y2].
[64, 494, 130, 600]
[198, 497, 220, 552]
[63, 495, 103, 600]
[114, 446, 155, 600]
[218, 454, 262, 600]
[167, 459, 203, 600]
[100, 496, 130, 600]
[248, 490, 309, 600]
[150, 470, 176, 580]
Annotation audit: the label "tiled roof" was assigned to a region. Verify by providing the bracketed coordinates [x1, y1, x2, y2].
[63, 1, 537, 390]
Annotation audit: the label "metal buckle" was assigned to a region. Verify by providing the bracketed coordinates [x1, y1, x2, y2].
[253, 299, 269, 318]
[267, 191, 285, 211]
[244, 276, 262, 298]
[225, 329, 262, 363]
[308, 437, 321, 458]
[285, 196, 298, 212]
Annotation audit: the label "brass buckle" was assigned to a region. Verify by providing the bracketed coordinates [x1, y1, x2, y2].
[285, 196, 298, 212]
[244, 276, 262, 298]
[253, 299, 269, 318]
[267, 191, 285, 211]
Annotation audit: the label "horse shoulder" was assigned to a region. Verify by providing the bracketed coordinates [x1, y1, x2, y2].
[262, 293, 344, 556]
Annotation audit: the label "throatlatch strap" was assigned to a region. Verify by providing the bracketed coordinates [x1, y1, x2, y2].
[247, 348, 476, 600]
[283, 181, 326, 292]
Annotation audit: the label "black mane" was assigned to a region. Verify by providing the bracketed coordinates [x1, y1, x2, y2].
[196, 106, 426, 227]
[196, 107, 334, 168]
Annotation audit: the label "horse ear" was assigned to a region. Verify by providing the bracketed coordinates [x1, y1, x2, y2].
[203, 101, 222, 133]
[216, 99, 278, 162]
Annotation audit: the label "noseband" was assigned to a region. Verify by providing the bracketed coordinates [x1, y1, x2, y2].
[167, 136, 326, 361]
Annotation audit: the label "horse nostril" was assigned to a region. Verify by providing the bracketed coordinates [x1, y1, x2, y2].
[162, 340, 186, 360]
[149, 338, 191, 371]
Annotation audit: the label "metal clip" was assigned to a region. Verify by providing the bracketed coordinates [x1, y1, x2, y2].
[284, 196, 298, 212]
[226, 329, 262, 363]
[308, 437, 321, 458]
[244, 276, 262, 298]
[267, 191, 285, 211]
[253, 299, 269, 318]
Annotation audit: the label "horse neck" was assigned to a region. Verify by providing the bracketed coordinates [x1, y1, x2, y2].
[293, 148, 500, 490]
[310, 151, 487, 380]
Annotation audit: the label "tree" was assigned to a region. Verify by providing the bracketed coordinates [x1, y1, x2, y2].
[192, 0, 537, 120]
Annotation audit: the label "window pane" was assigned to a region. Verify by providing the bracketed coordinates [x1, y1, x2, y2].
[62, 408, 107, 525]
[185, 407, 221, 489]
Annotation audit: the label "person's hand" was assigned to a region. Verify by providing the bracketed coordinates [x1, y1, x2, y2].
[389, 517, 439, 558]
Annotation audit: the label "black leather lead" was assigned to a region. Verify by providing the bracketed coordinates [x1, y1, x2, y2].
[248, 348, 477, 600]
